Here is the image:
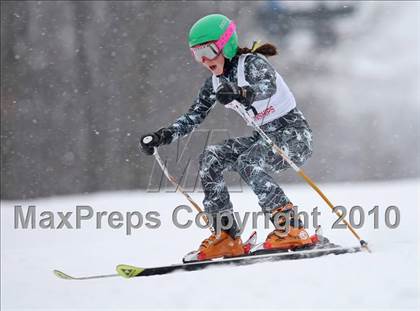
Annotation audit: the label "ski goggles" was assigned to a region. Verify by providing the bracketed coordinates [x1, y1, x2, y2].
[190, 21, 236, 62]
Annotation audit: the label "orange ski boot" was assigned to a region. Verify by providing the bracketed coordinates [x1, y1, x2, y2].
[199, 231, 244, 260]
[263, 203, 313, 250]
[183, 214, 245, 262]
[183, 231, 245, 262]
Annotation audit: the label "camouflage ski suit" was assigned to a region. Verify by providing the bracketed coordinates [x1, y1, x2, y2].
[165, 54, 313, 217]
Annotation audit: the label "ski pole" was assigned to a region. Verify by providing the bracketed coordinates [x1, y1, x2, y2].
[228, 102, 370, 252]
[152, 147, 214, 234]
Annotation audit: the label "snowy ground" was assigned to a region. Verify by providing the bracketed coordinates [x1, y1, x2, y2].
[1, 179, 419, 310]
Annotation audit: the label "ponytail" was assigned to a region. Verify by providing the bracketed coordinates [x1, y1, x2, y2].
[236, 41, 278, 57]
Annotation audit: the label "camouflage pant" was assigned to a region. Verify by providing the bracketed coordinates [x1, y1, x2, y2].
[199, 108, 313, 217]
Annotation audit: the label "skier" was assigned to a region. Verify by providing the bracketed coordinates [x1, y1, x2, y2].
[140, 14, 314, 261]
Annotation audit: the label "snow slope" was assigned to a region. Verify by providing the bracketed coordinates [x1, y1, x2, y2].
[1, 179, 419, 310]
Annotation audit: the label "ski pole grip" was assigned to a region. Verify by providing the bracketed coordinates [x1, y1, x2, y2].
[142, 135, 154, 144]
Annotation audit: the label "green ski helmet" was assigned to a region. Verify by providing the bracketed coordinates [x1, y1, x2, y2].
[188, 14, 238, 60]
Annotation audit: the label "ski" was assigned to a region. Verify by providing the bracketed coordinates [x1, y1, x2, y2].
[116, 245, 362, 279]
[54, 231, 363, 281]
[53, 245, 361, 281]
[53, 269, 119, 280]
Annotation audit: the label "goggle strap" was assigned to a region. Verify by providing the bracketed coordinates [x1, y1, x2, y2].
[215, 21, 236, 51]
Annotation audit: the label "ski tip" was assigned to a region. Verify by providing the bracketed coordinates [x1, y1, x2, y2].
[116, 264, 145, 278]
[53, 269, 75, 280]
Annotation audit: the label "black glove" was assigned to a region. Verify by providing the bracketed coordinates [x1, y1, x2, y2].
[215, 82, 255, 107]
[140, 128, 173, 155]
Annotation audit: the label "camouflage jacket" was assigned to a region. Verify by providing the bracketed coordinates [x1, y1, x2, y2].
[166, 53, 296, 142]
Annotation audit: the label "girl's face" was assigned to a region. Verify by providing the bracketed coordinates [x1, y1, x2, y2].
[201, 53, 225, 76]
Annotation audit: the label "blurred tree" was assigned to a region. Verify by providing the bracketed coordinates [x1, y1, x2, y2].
[1, 1, 418, 200]
[257, 1, 357, 49]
